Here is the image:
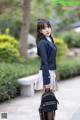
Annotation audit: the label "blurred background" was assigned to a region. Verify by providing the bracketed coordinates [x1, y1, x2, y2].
[0, 0, 80, 102]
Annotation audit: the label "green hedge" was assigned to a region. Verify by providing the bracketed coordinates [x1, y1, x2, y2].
[61, 32, 80, 48]
[0, 78, 19, 102]
[57, 57, 80, 80]
[0, 58, 39, 103]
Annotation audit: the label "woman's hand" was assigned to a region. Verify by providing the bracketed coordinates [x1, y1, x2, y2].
[44, 84, 51, 92]
[44, 84, 51, 89]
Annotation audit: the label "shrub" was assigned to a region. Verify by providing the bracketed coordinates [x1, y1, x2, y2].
[0, 58, 39, 102]
[0, 63, 20, 102]
[0, 78, 20, 102]
[61, 31, 80, 48]
[57, 57, 80, 80]
[0, 18, 21, 39]
[54, 37, 68, 59]
[0, 34, 20, 62]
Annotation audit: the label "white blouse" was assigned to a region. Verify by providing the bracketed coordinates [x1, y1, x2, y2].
[46, 37, 52, 42]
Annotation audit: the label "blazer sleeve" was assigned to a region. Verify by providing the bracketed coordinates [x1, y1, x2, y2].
[38, 41, 50, 85]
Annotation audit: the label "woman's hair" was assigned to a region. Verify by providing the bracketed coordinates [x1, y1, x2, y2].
[36, 19, 54, 44]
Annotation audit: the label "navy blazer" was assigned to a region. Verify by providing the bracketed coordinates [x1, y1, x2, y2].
[37, 37, 57, 85]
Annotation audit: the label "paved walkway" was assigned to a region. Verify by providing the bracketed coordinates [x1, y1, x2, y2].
[0, 76, 80, 120]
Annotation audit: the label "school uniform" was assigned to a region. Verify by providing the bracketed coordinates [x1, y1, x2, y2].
[34, 37, 58, 91]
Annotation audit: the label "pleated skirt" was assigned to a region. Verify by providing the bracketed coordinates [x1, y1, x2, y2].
[34, 70, 58, 91]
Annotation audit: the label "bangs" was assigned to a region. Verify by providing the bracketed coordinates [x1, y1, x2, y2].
[37, 19, 51, 31]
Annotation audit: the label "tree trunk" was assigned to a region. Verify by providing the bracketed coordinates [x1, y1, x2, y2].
[20, 0, 31, 58]
[0, 2, 4, 14]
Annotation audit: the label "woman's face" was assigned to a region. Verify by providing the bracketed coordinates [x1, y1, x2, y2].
[40, 24, 52, 37]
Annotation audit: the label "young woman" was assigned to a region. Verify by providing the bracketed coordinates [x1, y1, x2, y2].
[35, 19, 57, 92]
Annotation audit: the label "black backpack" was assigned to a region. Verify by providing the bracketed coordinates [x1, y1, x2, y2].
[39, 88, 59, 120]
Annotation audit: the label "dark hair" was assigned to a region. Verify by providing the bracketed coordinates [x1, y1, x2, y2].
[36, 19, 54, 44]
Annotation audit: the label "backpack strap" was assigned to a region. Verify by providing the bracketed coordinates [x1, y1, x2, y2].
[45, 88, 51, 92]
